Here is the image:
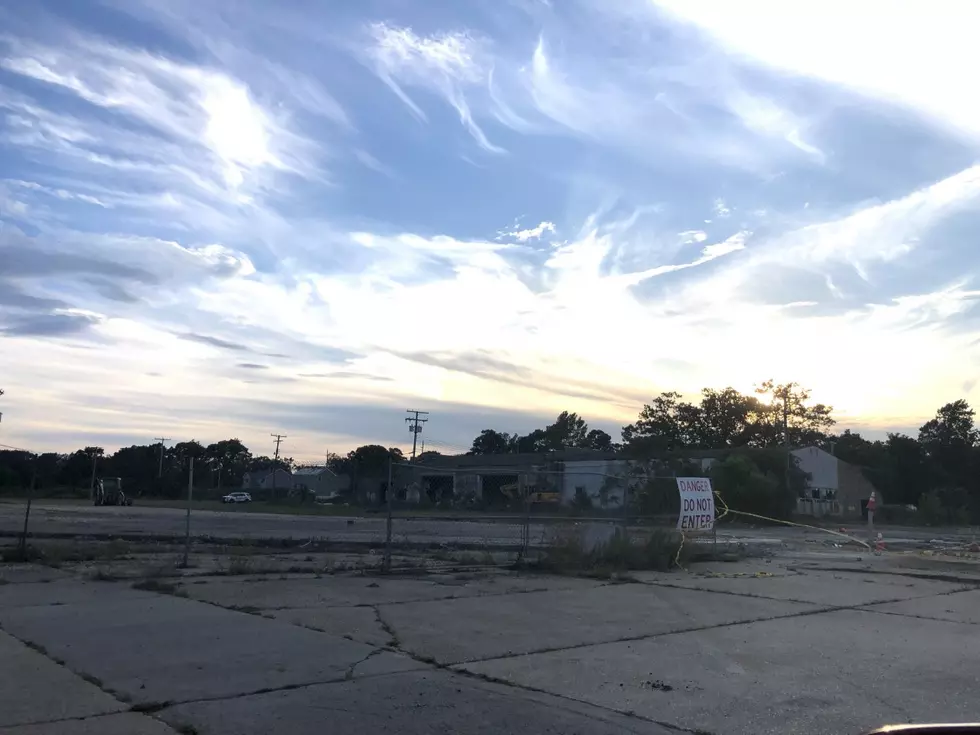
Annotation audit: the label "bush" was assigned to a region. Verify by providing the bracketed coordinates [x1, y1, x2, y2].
[876, 504, 919, 525]
[540, 528, 685, 573]
[571, 487, 593, 511]
[917, 490, 975, 526]
[711, 454, 795, 522]
[917, 492, 944, 525]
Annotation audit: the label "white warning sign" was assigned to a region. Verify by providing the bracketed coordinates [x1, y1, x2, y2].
[676, 477, 715, 531]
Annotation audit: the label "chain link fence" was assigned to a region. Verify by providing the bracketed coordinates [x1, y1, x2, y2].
[361, 457, 717, 572]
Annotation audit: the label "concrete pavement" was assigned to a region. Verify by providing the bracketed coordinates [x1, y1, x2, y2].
[3, 546, 980, 733]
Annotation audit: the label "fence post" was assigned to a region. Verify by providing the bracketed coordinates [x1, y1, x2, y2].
[182, 457, 194, 568]
[383, 457, 393, 573]
[521, 474, 531, 563]
[620, 472, 630, 539]
[18, 458, 37, 560]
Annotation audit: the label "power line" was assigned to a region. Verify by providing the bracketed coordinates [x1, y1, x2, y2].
[0, 442, 32, 453]
[404, 409, 429, 461]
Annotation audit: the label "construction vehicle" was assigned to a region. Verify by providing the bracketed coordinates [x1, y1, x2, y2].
[93, 477, 133, 506]
[500, 482, 561, 506]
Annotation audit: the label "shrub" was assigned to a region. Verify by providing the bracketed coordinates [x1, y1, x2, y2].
[917, 492, 944, 525]
[711, 454, 794, 522]
[539, 527, 685, 573]
[571, 487, 593, 511]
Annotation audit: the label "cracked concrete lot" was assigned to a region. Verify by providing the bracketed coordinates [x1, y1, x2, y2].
[2, 557, 979, 735]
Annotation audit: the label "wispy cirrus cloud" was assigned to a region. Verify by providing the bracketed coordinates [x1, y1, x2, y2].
[2, 0, 979, 460]
[365, 23, 503, 154]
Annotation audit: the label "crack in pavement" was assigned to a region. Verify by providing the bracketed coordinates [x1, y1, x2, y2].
[373, 604, 400, 648]
[0, 622, 136, 715]
[129, 666, 429, 714]
[344, 647, 384, 680]
[184, 579, 616, 613]
[635, 571, 974, 607]
[0, 710, 174, 731]
[446, 665, 716, 735]
[443, 586, 976, 667]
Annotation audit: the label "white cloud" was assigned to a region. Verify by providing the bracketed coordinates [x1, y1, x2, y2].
[507, 221, 556, 242]
[6, 1, 980, 459]
[678, 230, 708, 244]
[366, 23, 503, 154]
[652, 0, 980, 139]
[1, 36, 314, 190]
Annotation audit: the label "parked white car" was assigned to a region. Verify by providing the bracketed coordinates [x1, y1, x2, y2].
[222, 492, 252, 504]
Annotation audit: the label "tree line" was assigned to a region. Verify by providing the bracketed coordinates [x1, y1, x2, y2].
[466, 381, 980, 519]
[2, 379, 978, 518]
[0, 436, 413, 499]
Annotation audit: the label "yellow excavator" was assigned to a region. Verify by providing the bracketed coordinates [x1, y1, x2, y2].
[500, 482, 561, 506]
[93, 477, 133, 506]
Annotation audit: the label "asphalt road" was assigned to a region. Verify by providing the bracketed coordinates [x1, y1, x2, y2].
[0, 502, 544, 548]
[1, 500, 973, 551]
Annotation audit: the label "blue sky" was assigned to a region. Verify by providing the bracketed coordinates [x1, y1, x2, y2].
[1, 0, 979, 460]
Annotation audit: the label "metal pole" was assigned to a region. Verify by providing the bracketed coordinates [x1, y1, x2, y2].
[182, 457, 194, 568]
[89, 452, 98, 502]
[521, 474, 531, 562]
[621, 472, 630, 539]
[383, 456, 393, 572]
[18, 459, 37, 560]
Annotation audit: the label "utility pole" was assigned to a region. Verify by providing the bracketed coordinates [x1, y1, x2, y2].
[781, 384, 792, 496]
[154, 437, 170, 478]
[404, 410, 428, 461]
[89, 450, 99, 502]
[182, 457, 194, 568]
[271, 433, 287, 499]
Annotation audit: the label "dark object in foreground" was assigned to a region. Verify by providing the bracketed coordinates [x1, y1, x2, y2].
[865, 726, 980, 734]
[93, 477, 132, 506]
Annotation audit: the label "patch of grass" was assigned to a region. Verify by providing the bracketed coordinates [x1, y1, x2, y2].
[537, 527, 689, 574]
[140, 562, 175, 579]
[90, 567, 120, 582]
[79, 672, 104, 688]
[214, 545, 259, 575]
[103, 539, 131, 560]
[228, 605, 263, 615]
[132, 579, 187, 597]
[23, 640, 50, 656]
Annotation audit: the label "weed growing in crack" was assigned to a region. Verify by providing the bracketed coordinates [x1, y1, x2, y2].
[535, 528, 690, 574]
[132, 579, 187, 597]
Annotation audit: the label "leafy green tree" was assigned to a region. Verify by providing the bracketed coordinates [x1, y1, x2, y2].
[711, 453, 796, 521]
[469, 429, 516, 455]
[204, 438, 251, 488]
[694, 387, 759, 447]
[543, 411, 589, 450]
[918, 400, 978, 491]
[752, 380, 835, 447]
[883, 433, 932, 506]
[584, 428, 615, 451]
[109, 444, 159, 495]
[621, 391, 693, 452]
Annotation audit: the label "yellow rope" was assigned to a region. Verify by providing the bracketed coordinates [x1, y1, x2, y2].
[673, 491, 872, 570]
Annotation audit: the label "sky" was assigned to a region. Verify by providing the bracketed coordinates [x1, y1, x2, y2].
[1, 0, 979, 461]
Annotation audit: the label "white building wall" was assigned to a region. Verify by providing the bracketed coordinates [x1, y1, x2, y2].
[562, 459, 631, 507]
[790, 447, 838, 496]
